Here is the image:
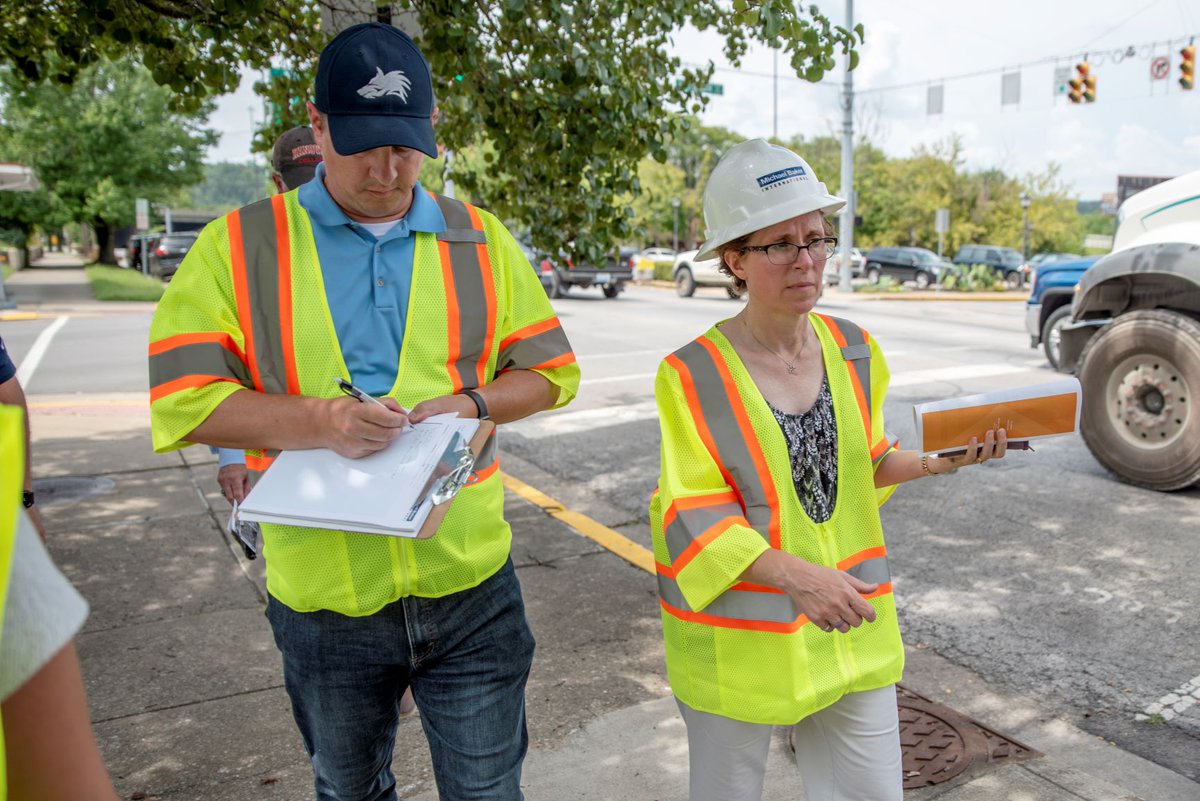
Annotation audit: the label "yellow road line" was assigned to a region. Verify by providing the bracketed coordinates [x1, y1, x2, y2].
[501, 472, 655, 575]
[0, 312, 40, 321]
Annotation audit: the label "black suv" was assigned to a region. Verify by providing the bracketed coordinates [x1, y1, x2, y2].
[952, 244, 1027, 289]
[148, 232, 199, 280]
[862, 246, 954, 289]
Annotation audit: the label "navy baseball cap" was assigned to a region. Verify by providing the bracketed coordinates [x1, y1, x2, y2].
[314, 23, 437, 158]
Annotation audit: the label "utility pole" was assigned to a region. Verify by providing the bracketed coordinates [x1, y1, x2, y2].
[837, 0, 855, 293]
[773, 50, 778, 141]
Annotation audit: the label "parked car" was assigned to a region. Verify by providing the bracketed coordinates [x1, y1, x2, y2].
[1023, 256, 1098, 369]
[862, 246, 954, 289]
[640, 247, 676, 262]
[672, 249, 741, 299]
[952, 244, 1027, 289]
[147, 232, 199, 280]
[823, 247, 865, 285]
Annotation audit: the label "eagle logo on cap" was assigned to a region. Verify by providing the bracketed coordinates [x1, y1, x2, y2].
[357, 67, 411, 101]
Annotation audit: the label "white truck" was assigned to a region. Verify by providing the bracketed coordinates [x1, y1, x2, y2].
[1059, 169, 1200, 490]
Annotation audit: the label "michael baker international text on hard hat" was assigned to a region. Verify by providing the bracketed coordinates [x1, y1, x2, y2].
[696, 139, 845, 262]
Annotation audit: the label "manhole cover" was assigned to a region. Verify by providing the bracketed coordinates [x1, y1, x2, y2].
[33, 476, 117, 507]
[897, 684, 1040, 789]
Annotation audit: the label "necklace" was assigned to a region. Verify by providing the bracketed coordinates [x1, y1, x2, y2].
[742, 317, 809, 375]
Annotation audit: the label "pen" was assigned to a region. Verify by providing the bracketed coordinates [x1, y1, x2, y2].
[335, 377, 391, 411]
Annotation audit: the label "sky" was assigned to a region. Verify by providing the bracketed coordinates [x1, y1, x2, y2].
[206, 0, 1200, 200]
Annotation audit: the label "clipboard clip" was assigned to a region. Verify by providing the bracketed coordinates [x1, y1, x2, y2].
[430, 441, 476, 505]
[227, 501, 261, 560]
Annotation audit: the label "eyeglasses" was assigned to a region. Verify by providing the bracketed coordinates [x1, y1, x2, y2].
[741, 237, 839, 266]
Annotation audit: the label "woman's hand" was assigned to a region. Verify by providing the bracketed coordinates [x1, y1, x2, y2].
[742, 550, 878, 634]
[932, 427, 1008, 473]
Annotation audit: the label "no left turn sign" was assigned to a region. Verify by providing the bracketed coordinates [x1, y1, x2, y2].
[1151, 56, 1170, 80]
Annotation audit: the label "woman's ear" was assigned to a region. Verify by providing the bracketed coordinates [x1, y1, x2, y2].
[724, 249, 749, 283]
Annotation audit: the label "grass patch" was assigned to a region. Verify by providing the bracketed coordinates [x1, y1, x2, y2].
[854, 276, 908, 293]
[2, 264, 12, 282]
[85, 265, 165, 301]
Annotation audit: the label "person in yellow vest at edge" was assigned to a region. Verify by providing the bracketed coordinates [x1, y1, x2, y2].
[147, 22, 579, 801]
[0, 406, 120, 800]
[651, 139, 1010, 801]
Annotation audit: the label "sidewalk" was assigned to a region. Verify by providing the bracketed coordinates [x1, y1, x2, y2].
[2, 252, 154, 317]
[15, 264, 1197, 800]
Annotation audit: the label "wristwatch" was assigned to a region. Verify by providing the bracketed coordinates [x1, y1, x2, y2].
[458, 388, 490, 420]
[21, 490, 34, 508]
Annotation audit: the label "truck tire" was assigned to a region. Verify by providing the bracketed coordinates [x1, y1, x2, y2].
[675, 266, 696, 297]
[1077, 309, 1200, 491]
[1041, 305, 1073, 371]
[602, 282, 621, 299]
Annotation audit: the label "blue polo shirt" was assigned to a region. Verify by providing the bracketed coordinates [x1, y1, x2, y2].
[297, 164, 446, 396]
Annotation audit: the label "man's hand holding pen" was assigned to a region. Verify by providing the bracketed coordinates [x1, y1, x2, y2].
[327, 379, 410, 458]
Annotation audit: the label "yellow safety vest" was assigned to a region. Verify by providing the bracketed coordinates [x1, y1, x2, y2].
[650, 314, 904, 725]
[148, 191, 580, 616]
[0, 405, 25, 800]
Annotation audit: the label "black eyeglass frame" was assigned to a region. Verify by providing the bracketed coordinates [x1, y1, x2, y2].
[740, 236, 839, 266]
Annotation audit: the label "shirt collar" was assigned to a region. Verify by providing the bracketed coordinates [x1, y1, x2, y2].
[297, 162, 446, 234]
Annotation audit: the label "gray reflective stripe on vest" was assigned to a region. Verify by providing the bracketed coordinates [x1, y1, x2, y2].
[499, 324, 573, 371]
[823, 314, 872, 415]
[658, 572, 799, 623]
[431, 194, 490, 391]
[844, 554, 891, 586]
[149, 341, 252, 390]
[235, 197, 293, 395]
[673, 340, 774, 535]
[663, 500, 746, 564]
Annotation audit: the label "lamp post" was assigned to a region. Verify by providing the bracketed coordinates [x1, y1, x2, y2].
[671, 197, 681, 254]
[1020, 192, 1032, 262]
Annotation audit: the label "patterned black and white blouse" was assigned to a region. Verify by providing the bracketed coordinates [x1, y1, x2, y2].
[767, 373, 838, 523]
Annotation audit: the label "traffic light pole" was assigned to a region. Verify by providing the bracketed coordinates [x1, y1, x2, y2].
[837, 0, 855, 294]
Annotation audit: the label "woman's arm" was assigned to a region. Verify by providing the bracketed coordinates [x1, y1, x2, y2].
[874, 428, 1008, 488]
[3, 642, 120, 800]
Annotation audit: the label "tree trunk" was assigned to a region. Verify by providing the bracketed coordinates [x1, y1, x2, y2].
[94, 223, 117, 265]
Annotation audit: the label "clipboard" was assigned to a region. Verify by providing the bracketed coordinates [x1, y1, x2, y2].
[412, 419, 494, 539]
[237, 417, 496, 539]
[913, 378, 1080, 456]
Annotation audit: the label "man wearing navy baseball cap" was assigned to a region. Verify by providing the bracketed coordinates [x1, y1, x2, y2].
[147, 22, 580, 801]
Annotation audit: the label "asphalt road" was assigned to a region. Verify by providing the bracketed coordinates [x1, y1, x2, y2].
[5, 282, 1198, 779]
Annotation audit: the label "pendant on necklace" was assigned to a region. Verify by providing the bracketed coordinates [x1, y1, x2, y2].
[787, 364, 797, 374]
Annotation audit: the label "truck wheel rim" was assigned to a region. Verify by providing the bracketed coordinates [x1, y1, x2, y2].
[1106, 354, 1190, 448]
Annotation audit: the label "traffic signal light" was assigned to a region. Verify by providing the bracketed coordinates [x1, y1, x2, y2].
[1182, 45, 1195, 91]
[1068, 61, 1096, 103]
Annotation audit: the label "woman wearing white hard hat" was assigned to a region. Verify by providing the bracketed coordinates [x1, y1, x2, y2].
[649, 139, 1006, 801]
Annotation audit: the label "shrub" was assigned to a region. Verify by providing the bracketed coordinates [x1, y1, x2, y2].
[941, 263, 1003, 292]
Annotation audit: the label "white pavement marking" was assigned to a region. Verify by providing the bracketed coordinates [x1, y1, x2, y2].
[889, 363, 1030, 388]
[578, 349, 667, 360]
[1136, 673, 1200, 722]
[580, 372, 657, 386]
[16, 315, 69, 386]
[506, 400, 659, 439]
[508, 363, 1037, 439]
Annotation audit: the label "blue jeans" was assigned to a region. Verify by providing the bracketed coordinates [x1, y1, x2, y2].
[266, 559, 535, 801]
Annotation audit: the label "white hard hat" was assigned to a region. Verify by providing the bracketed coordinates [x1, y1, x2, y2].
[695, 139, 846, 262]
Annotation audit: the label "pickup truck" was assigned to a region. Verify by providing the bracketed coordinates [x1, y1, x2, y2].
[1023, 255, 1097, 369]
[522, 243, 634, 300]
[1058, 168, 1200, 491]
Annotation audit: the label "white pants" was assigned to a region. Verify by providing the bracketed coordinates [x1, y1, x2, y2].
[676, 686, 902, 801]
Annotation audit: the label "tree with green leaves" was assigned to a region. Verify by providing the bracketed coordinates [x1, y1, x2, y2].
[0, 0, 860, 264]
[188, 161, 273, 212]
[0, 60, 216, 263]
